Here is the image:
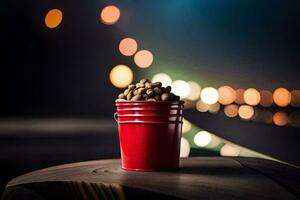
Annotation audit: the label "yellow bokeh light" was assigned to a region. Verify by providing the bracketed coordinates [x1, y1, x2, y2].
[238, 105, 254, 120]
[151, 73, 172, 87]
[220, 143, 240, 157]
[182, 118, 192, 134]
[235, 89, 245, 104]
[109, 64, 133, 88]
[244, 88, 261, 106]
[171, 80, 190, 98]
[291, 90, 300, 107]
[186, 81, 201, 101]
[45, 9, 63, 29]
[273, 88, 291, 107]
[119, 38, 138, 56]
[180, 138, 190, 158]
[224, 104, 239, 118]
[196, 100, 210, 112]
[200, 87, 219, 105]
[194, 131, 212, 147]
[273, 111, 289, 126]
[260, 90, 273, 107]
[100, 5, 120, 25]
[218, 86, 236, 105]
[134, 50, 153, 68]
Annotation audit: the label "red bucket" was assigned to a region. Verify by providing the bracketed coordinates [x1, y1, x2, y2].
[115, 101, 184, 171]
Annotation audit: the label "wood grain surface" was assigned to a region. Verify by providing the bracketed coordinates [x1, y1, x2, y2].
[2, 157, 300, 200]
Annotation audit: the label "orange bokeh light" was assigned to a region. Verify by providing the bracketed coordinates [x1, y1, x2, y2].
[45, 9, 63, 29]
[235, 89, 245, 104]
[291, 90, 300, 107]
[119, 38, 138, 56]
[100, 5, 120, 25]
[260, 90, 273, 107]
[244, 88, 261, 106]
[134, 50, 153, 68]
[273, 111, 289, 126]
[273, 88, 291, 107]
[238, 105, 254, 120]
[224, 104, 239, 118]
[218, 86, 236, 105]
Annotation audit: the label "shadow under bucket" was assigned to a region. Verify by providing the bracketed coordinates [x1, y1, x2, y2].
[115, 101, 184, 171]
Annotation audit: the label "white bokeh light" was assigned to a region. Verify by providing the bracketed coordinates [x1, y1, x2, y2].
[194, 131, 212, 147]
[206, 135, 222, 148]
[180, 137, 190, 158]
[186, 81, 201, 101]
[172, 80, 190, 98]
[220, 143, 240, 157]
[182, 118, 192, 134]
[200, 87, 219, 105]
[151, 73, 172, 87]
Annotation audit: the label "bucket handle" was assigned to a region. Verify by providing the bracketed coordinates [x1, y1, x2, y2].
[114, 113, 118, 122]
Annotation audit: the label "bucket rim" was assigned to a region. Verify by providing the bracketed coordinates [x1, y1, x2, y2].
[117, 108, 183, 111]
[115, 100, 184, 105]
[116, 114, 183, 117]
[117, 121, 183, 124]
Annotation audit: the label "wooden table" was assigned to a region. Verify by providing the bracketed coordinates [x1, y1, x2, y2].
[2, 157, 300, 200]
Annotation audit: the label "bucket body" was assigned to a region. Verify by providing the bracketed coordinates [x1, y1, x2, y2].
[115, 101, 184, 171]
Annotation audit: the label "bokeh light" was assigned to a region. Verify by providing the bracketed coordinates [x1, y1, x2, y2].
[220, 143, 240, 157]
[244, 88, 261, 106]
[194, 131, 212, 147]
[180, 138, 190, 158]
[254, 110, 273, 124]
[182, 118, 192, 134]
[100, 5, 120, 25]
[151, 73, 172, 87]
[238, 105, 254, 120]
[261, 110, 274, 124]
[172, 80, 190, 98]
[260, 90, 273, 107]
[45, 9, 63, 29]
[186, 81, 201, 101]
[273, 88, 291, 107]
[208, 102, 220, 114]
[291, 90, 300, 107]
[235, 89, 245, 104]
[119, 38, 138, 56]
[289, 112, 300, 127]
[109, 64, 133, 88]
[134, 50, 153, 68]
[196, 100, 210, 112]
[218, 86, 236, 105]
[200, 87, 219, 105]
[206, 135, 222, 148]
[273, 111, 289, 126]
[224, 104, 239, 118]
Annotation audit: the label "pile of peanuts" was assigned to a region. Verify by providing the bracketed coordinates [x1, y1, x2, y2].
[117, 78, 180, 101]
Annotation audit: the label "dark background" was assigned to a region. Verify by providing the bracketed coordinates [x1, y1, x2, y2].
[1, 0, 299, 117]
